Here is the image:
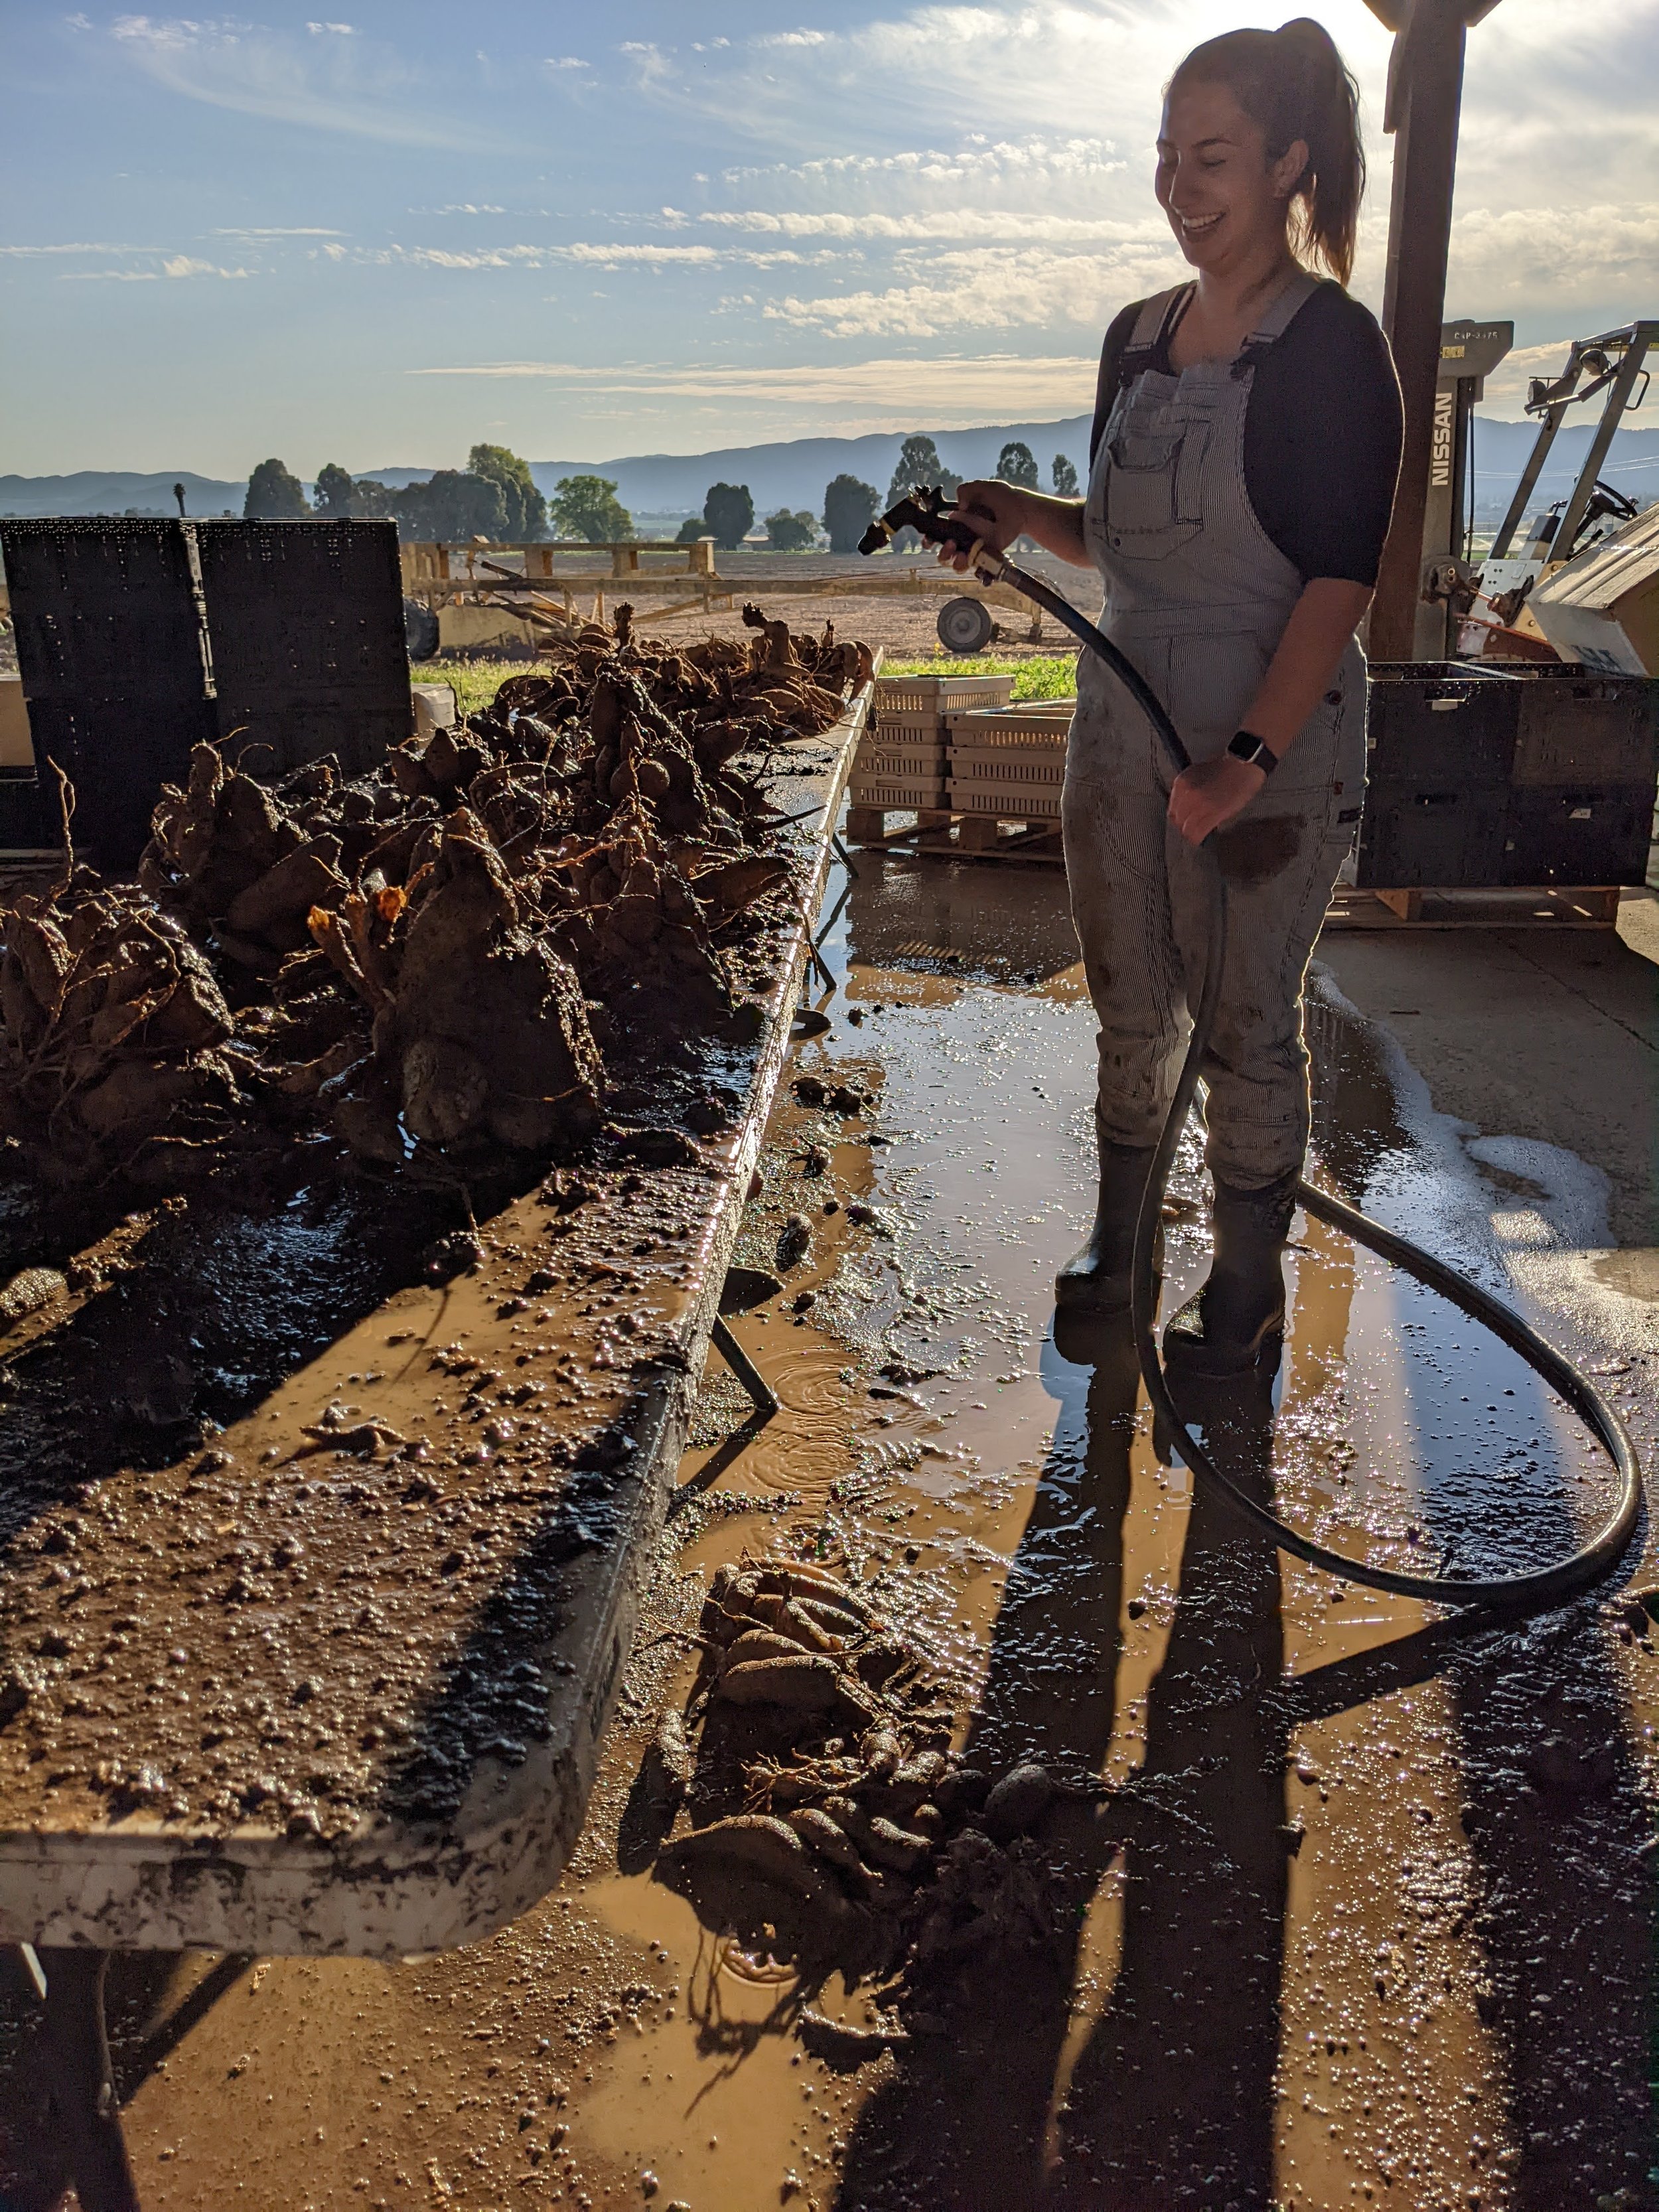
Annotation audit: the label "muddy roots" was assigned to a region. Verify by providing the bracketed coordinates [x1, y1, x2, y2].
[649, 1556, 1066, 2011]
[0, 608, 866, 1187]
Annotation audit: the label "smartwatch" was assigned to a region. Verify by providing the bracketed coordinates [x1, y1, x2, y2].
[1227, 729, 1279, 774]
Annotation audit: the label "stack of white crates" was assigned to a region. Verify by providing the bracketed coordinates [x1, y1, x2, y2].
[946, 697, 1077, 827]
[849, 672, 1017, 814]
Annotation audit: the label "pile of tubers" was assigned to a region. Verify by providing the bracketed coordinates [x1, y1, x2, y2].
[652, 1558, 1063, 1979]
[0, 608, 867, 1185]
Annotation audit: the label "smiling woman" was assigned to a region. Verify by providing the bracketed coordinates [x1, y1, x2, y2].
[936, 16, 1402, 1371]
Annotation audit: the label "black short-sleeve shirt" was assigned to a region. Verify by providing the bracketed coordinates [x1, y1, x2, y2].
[1089, 279, 1404, 587]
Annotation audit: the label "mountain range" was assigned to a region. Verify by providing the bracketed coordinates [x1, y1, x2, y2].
[4, 416, 1657, 528]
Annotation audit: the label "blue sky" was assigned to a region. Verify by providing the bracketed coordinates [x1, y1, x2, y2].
[3, 1, 1656, 477]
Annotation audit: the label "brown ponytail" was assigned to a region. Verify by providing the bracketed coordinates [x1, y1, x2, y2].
[1169, 18, 1365, 285]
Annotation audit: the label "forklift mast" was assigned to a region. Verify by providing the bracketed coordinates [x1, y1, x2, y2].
[1413, 317, 1512, 660]
[1488, 321, 1658, 564]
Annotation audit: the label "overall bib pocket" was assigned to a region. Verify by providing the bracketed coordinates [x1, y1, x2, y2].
[1104, 420, 1210, 561]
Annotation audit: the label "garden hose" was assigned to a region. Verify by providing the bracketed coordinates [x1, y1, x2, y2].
[859, 492, 1642, 1613]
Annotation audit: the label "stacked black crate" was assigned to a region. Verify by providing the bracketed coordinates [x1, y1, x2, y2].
[1357, 662, 1658, 890]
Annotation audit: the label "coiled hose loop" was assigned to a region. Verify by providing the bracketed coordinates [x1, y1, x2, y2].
[983, 549, 1642, 1613]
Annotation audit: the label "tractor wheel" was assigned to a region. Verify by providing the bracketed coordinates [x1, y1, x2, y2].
[937, 596, 995, 654]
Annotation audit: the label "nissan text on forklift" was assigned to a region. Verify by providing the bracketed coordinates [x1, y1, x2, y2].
[859, 17, 1638, 1612]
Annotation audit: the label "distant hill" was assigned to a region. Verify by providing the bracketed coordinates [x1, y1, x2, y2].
[0, 470, 244, 518]
[4, 413, 1657, 528]
[1469, 417, 1659, 522]
[520, 419, 1100, 520]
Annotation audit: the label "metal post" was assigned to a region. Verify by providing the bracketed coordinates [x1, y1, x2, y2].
[709, 1315, 780, 1416]
[1488, 376, 1578, 559]
[1366, 0, 1504, 660]
[38, 1947, 141, 2212]
[1550, 332, 1656, 556]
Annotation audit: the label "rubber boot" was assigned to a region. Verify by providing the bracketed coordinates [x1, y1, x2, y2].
[1163, 1166, 1299, 1376]
[1054, 1143, 1160, 1315]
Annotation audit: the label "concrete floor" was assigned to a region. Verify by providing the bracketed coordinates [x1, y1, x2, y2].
[1319, 891, 1658, 1251]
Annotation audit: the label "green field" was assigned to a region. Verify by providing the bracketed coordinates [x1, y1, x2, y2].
[415, 648, 1081, 723]
[413, 658, 542, 719]
[877, 653, 1078, 701]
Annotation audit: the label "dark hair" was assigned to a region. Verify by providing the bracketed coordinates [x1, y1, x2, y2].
[1169, 19, 1364, 285]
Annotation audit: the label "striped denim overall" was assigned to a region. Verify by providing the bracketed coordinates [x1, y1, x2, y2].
[1062, 269, 1367, 1190]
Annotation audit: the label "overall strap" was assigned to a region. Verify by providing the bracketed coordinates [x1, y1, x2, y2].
[1230, 268, 1322, 378]
[1089, 285, 1194, 465]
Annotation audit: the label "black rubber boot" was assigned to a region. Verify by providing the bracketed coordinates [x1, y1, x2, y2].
[1054, 1143, 1160, 1315]
[1163, 1166, 1299, 1376]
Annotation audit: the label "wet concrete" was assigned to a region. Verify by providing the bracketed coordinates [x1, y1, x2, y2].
[4, 849, 1657, 2208]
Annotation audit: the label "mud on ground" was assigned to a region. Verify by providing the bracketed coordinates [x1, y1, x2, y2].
[3, 855, 1658, 2209]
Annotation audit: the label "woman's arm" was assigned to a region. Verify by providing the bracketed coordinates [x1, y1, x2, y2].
[938, 480, 1091, 571]
[1167, 577, 1372, 846]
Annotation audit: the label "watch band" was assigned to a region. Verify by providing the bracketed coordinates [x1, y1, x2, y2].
[1227, 729, 1279, 774]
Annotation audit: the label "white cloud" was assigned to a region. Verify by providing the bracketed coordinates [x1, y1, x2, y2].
[108, 15, 491, 149]
[209, 225, 344, 238]
[61, 255, 252, 281]
[0, 240, 164, 256]
[406, 351, 1100, 426]
[719, 134, 1124, 186]
[543, 56, 589, 70]
[764, 242, 1185, 338]
[1447, 204, 1659, 313]
[305, 20, 356, 33]
[702, 208, 1140, 242]
[323, 239, 856, 275]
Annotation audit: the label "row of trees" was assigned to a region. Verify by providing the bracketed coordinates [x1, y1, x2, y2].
[242, 435, 1084, 547]
[243, 445, 598, 542]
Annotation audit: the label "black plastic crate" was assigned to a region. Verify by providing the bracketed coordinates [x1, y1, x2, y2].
[1366, 660, 1525, 784]
[1510, 670, 1658, 786]
[0, 519, 218, 863]
[0, 518, 409, 869]
[1354, 780, 1508, 889]
[197, 520, 407, 780]
[1498, 785, 1654, 885]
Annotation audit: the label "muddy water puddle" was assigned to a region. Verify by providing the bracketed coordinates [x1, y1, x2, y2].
[9, 849, 1656, 2208]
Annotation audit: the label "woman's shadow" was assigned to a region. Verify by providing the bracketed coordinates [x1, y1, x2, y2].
[833, 1316, 1290, 2212]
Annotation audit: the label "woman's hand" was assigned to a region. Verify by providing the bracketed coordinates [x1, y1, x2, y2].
[1168, 754, 1267, 846]
[936, 479, 1031, 572]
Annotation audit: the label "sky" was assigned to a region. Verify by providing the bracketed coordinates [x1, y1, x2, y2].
[2, 0, 1656, 477]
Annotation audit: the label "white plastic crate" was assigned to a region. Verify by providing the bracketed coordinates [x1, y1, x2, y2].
[948, 747, 1067, 792]
[855, 743, 949, 782]
[946, 700, 1076, 747]
[872, 672, 1017, 715]
[875, 711, 950, 740]
[849, 776, 948, 810]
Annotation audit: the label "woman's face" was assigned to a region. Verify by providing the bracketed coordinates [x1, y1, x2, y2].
[1155, 79, 1305, 273]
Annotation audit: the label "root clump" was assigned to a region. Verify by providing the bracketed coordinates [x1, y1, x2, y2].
[0, 609, 867, 1187]
[649, 1554, 1068, 2019]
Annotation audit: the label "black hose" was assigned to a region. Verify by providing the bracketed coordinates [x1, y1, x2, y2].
[985, 549, 1642, 1613]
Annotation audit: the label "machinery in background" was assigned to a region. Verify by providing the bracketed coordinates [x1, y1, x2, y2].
[1411, 316, 1514, 660]
[1462, 320, 1658, 658]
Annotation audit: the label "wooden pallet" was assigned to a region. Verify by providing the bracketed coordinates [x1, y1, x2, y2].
[846, 805, 1064, 863]
[1325, 883, 1624, 929]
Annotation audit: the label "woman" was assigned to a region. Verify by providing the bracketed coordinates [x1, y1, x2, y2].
[945, 18, 1402, 1374]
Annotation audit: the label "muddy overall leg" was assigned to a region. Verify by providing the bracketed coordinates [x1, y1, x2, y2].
[1056, 773, 1180, 1312]
[1163, 800, 1351, 1374]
